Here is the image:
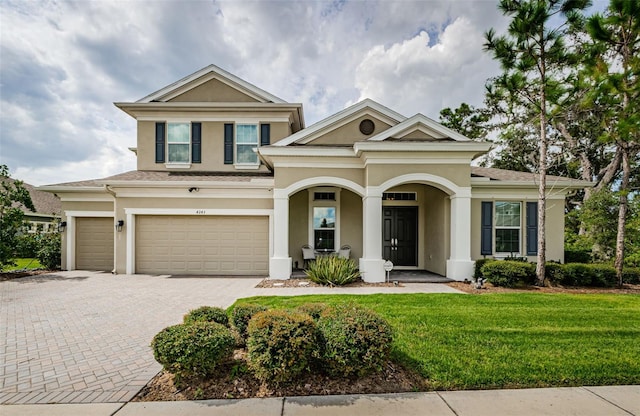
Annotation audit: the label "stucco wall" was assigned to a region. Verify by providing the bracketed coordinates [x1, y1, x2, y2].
[288, 190, 308, 269]
[423, 187, 449, 276]
[168, 78, 260, 102]
[339, 189, 363, 262]
[309, 115, 393, 146]
[137, 120, 289, 172]
[275, 167, 365, 191]
[366, 163, 471, 189]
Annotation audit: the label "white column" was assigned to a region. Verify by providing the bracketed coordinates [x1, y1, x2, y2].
[269, 192, 292, 279]
[446, 189, 474, 281]
[359, 191, 385, 283]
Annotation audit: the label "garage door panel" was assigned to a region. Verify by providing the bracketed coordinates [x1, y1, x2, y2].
[136, 216, 268, 275]
[76, 217, 114, 271]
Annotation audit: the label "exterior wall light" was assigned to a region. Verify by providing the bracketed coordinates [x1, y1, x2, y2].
[115, 220, 124, 232]
[58, 221, 67, 232]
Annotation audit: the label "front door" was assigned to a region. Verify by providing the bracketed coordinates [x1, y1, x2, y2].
[382, 207, 418, 266]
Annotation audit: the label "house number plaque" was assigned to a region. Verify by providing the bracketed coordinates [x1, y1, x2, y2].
[195, 210, 206, 215]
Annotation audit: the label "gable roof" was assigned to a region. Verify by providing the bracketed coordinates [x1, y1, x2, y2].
[4, 178, 61, 217]
[136, 64, 287, 104]
[471, 166, 594, 188]
[273, 99, 406, 146]
[366, 113, 472, 142]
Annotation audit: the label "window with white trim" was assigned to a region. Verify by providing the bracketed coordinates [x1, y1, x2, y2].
[167, 122, 190, 163]
[495, 201, 521, 254]
[309, 188, 340, 251]
[236, 124, 259, 164]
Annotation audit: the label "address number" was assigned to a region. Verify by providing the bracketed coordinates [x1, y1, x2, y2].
[195, 210, 206, 215]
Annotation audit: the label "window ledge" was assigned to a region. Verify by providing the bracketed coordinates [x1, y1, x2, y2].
[165, 163, 191, 169]
[234, 164, 261, 170]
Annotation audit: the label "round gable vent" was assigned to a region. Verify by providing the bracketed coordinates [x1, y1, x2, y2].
[359, 119, 375, 135]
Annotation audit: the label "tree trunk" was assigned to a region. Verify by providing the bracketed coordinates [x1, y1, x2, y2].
[614, 145, 630, 287]
[536, 89, 547, 286]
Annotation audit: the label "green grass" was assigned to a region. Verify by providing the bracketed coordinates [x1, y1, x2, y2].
[232, 293, 640, 390]
[1, 258, 43, 271]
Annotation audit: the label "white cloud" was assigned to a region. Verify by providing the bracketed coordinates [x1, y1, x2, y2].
[1, 0, 506, 186]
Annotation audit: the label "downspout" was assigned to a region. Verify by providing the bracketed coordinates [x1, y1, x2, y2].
[105, 185, 118, 274]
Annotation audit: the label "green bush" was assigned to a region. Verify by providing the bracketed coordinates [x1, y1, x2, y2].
[622, 268, 640, 284]
[183, 306, 229, 327]
[247, 309, 318, 383]
[305, 256, 361, 286]
[474, 259, 495, 280]
[15, 233, 40, 258]
[151, 322, 235, 378]
[565, 249, 591, 264]
[545, 262, 564, 284]
[295, 303, 329, 321]
[317, 304, 393, 378]
[231, 304, 268, 341]
[589, 264, 617, 287]
[480, 260, 536, 287]
[36, 232, 61, 270]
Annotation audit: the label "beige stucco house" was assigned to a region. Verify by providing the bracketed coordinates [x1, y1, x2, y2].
[40, 65, 590, 282]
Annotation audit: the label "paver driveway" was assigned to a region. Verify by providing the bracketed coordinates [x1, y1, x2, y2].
[1, 271, 461, 405]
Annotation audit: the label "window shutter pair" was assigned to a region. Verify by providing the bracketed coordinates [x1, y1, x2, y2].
[154, 122, 201, 164]
[480, 201, 538, 256]
[223, 123, 270, 164]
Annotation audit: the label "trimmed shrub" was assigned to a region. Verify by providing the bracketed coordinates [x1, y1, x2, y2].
[564, 249, 591, 264]
[480, 260, 536, 288]
[474, 259, 495, 280]
[183, 306, 229, 327]
[247, 309, 318, 383]
[295, 303, 329, 321]
[622, 268, 640, 284]
[589, 264, 617, 287]
[305, 256, 360, 286]
[231, 304, 268, 341]
[15, 233, 40, 258]
[151, 322, 235, 378]
[544, 262, 564, 284]
[317, 304, 393, 378]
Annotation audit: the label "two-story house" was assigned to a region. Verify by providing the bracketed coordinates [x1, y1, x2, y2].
[41, 65, 591, 282]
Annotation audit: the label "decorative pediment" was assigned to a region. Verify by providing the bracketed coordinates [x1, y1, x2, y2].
[136, 65, 286, 104]
[366, 114, 472, 142]
[273, 99, 406, 146]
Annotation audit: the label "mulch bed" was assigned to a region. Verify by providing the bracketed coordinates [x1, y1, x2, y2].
[256, 278, 400, 288]
[447, 281, 640, 294]
[134, 350, 425, 402]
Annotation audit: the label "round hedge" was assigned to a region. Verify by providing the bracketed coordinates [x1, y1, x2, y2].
[231, 304, 268, 341]
[151, 322, 235, 378]
[317, 304, 393, 378]
[183, 306, 229, 327]
[247, 309, 318, 383]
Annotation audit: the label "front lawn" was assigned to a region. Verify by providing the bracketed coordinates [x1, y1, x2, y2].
[233, 293, 640, 390]
[1, 258, 43, 271]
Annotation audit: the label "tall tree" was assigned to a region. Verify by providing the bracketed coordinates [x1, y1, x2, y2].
[484, 0, 590, 285]
[585, 0, 640, 286]
[439, 103, 491, 140]
[0, 165, 36, 268]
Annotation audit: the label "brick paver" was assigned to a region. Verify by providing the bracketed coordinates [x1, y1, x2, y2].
[0, 271, 263, 404]
[1, 271, 460, 404]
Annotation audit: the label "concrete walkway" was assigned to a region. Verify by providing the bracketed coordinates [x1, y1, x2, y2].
[3, 386, 639, 415]
[1, 271, 459, 405]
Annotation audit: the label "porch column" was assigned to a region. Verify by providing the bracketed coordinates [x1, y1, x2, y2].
[269, 191, 292, 279]
[359, 190, 385, 283]
[446, 189, 474, 281]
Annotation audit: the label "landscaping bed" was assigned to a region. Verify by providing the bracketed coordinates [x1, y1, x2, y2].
[256, 278, 399, 288]
[448, 281, 640, 294]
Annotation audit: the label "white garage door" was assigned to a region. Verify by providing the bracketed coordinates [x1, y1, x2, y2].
[76, 217, 114, 271]
[136, 215, 269, 275]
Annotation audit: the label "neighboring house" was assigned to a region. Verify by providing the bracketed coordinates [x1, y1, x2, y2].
[6, 178, 61, 233]
[40, 65, 591, 281]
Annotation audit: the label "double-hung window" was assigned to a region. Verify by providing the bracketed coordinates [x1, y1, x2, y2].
[494, 201, 521, 254]
[313, 207, 336, 250]
[235, 124, 259, 165]
[167, 122, 190, 164]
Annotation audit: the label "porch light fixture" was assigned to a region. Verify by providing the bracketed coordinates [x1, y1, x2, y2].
[58, 221, 67, 233]
[115, 220, 124, 232]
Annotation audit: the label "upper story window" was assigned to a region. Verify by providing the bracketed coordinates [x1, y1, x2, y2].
[167, 123, 190, 164]
[236, 124, 259, 165]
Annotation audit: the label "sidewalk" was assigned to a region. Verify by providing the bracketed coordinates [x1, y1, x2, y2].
[2, 385, 638, 415]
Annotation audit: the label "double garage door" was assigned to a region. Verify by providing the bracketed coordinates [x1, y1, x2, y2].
[135, 215, 269, 275]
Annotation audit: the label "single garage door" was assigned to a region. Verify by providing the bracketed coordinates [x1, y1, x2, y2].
[136, 215, 269, 275]
[76, 217, 114, 271]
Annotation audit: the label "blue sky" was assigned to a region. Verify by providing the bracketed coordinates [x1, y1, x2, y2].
[0, 0, 604, 186]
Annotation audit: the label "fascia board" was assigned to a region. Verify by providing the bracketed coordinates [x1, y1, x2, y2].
[37, 186, 106, 193]
[114, 102, 302, 117]
[258, 147, 355, 157]
[471, 179, 593, 190]
[354, 141, 492, 154]
[136, 64, 287, 104]
[273, 99, 407, 147]
[98, 180, 274, 189]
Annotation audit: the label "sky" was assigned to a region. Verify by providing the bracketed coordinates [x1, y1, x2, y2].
[0, 0, 572, 186]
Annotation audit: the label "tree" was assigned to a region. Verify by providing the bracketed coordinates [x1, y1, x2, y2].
[585, 0, 640, 286]
[0, 165, 36, 269]
[484, 0, 590, 285]
[439, 103, 491, 140]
